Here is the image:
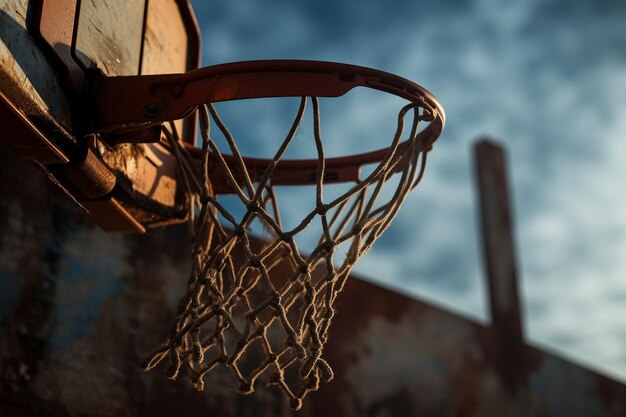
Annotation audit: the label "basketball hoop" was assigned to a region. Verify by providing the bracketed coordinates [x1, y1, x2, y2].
[95, 60, 445, 409]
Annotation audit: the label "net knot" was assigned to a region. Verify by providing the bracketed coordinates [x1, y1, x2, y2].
[298, 264, 310, 275]
[211, 304, 224, 316]
[280, 232, 293, 243]
[315, 204, 328, 216]
[247, 200, 261, 213]
[290, 398, 303, 411]
[321, 240, 335, 253]
[269, 292, 281, 308]
[248, 256, 261, 268]
[286, 335, 306, 358]
[235, 226, 245, 237]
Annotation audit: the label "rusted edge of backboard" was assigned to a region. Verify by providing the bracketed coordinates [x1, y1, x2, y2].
[174, 0, 201, 146]
[177, 0, 201, 74]
[0, 92, 69, 164]
[0, 91, 145, 233]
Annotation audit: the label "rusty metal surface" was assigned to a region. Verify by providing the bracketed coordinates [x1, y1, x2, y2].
[78, 196, 146, 234]
[93, 60, 445, 139]
[56, 137, 117, 200]
[0, 92, 69, 165]
[3, 139, 626, 416]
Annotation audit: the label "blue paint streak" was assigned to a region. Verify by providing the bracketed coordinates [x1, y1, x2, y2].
[49, 240, 127, 351]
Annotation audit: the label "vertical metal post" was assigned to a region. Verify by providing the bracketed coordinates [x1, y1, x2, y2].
[474, 140, 527, 391]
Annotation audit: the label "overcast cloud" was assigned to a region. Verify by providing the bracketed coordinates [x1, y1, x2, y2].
[191, 0, 626, 381]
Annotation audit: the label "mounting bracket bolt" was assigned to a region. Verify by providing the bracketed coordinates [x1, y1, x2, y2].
[143, 103, 162, 118]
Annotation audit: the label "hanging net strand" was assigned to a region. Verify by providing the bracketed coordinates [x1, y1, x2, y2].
[142, 95, 435, 410]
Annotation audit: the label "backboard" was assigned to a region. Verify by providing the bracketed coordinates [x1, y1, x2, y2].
[0, 0, 200, 232]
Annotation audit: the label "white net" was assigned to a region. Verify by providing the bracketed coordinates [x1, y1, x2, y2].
[143, 96, 434, 409]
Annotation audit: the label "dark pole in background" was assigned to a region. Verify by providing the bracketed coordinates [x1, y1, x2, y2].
[474, 140, 528, 392]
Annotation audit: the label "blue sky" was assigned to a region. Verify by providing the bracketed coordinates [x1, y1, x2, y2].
[190, 0, 626, 381]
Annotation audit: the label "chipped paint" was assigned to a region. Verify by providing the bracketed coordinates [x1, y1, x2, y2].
[343, 309, 455, 414]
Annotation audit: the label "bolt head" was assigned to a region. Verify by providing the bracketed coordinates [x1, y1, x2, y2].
[143, 103, 162, 118]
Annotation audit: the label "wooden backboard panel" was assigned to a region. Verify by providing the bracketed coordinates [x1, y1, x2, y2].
[141, 0, 200, 146]
[142, 0, 190, 75]
[74, 0, 146, 76]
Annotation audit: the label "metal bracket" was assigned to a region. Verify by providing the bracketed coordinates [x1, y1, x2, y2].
[0, 92, 144, 233]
